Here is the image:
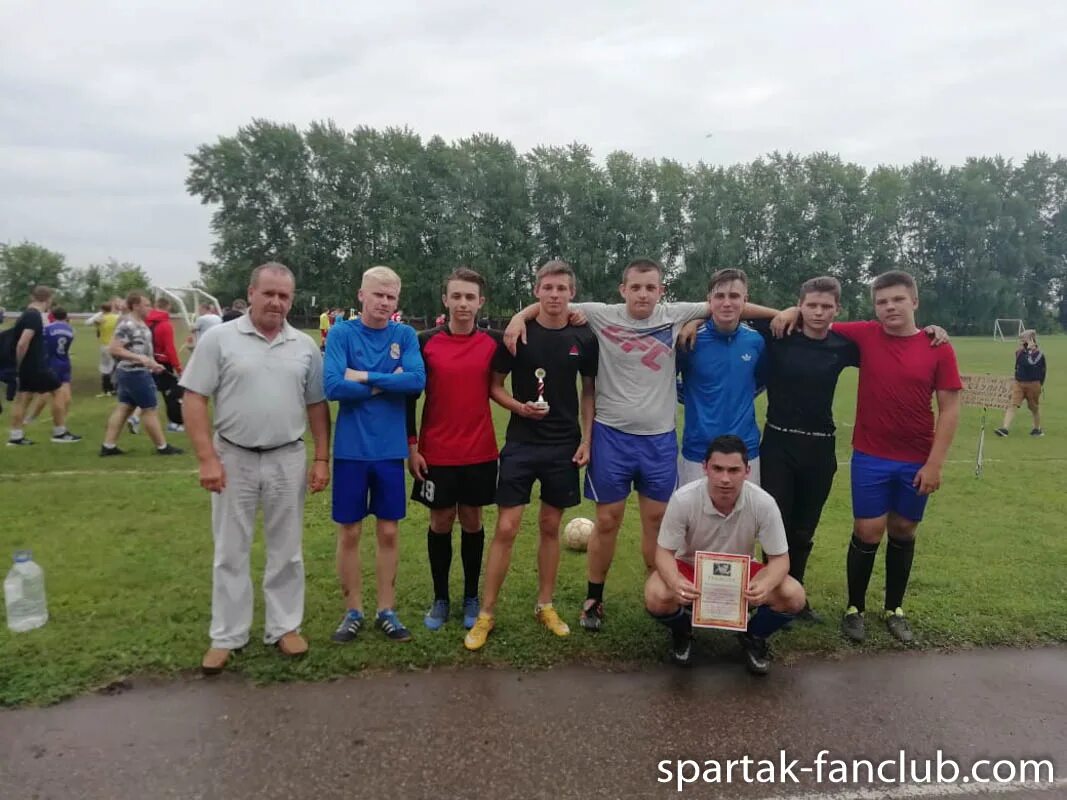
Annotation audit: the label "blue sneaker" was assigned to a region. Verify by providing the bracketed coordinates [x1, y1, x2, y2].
[331, 609, 364, 644]
[375, 609, 412, 642]
[424, 599, 450, 631]
[462, 596, 480, 630]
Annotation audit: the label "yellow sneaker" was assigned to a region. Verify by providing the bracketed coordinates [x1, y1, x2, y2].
[535, 604, 571, 637]
[464, 612, 494, 651]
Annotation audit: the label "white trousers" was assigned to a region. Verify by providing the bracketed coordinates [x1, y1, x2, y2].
[210, 438, 307, 648]
[677, 456, 761, 488]
[98, 346, 115, 375]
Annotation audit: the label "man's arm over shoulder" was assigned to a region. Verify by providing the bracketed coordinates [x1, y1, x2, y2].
[828, 320, 878, 342]
[664, 301, 711, 325]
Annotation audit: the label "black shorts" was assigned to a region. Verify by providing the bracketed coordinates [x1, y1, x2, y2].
[411, 459, 498, 509]
[18, 369, 61, 395]
[496, 441, 581, 509]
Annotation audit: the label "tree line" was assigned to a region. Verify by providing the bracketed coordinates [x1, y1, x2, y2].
[187, 121, 1067, 332]
[0, 242, 152, 312]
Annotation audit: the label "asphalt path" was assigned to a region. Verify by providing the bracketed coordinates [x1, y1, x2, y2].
[2, 647, 1065, 799]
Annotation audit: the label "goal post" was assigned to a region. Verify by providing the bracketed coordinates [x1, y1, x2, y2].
[993, 318, 1024, 342]
[154, 287, 221, 330]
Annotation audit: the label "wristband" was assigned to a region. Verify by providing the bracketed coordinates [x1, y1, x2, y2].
[314, 458, 330, 463]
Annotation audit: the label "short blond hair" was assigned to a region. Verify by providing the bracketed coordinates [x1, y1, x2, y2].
[362, 265, 401, 290]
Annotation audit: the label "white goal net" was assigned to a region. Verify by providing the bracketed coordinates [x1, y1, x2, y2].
[993, 318, 1024, 342]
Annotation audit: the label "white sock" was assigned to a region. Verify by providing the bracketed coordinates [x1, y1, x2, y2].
[157, 443, 168, 450]
[53, 426, 66, 436]
[103, 442, 117, 449]
[10, 429, 24, 440]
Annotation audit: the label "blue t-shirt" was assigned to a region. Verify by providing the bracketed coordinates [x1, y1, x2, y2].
[677, 322, 765, 462]
[44, 321, 74, 369]
[323, 319, 426, 461]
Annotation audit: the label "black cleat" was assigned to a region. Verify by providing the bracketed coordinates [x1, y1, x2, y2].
[156, 444, 184, 456]
[737, 632, 771, 676]
[796, 603, 823, 625]
[100, 445, 125, 456]
[51, 431, 82, 443]
[669, 631, 693, 667]
[579, 599, 604, 632]
[884, 608, 915, 643]
[7, 437, 34, 447]
[842, 607, 866, 642]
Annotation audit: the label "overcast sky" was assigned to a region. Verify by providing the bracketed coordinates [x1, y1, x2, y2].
[2, 1, 1065, 287]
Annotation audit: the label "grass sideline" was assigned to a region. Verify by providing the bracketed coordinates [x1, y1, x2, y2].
[1, 322, 1065, 706]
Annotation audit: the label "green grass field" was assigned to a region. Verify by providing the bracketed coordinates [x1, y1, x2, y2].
[1, 322, 1065, 706]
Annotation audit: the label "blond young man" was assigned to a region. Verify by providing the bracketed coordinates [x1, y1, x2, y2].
[324, 266, 426, 643]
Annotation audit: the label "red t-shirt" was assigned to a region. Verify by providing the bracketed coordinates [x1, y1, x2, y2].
[833, 321, 962, 463]
[407, 327, 501, 466]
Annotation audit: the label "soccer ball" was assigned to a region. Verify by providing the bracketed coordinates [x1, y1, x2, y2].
[563, 517, 594, 552]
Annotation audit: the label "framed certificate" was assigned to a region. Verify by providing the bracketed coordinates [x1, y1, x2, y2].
[692, 551, 751, 630]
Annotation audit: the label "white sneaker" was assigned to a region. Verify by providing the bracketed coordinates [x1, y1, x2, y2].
[127, 416, 141, 435]
[23, 416, 36, 426]
[167, 423, 185, 433]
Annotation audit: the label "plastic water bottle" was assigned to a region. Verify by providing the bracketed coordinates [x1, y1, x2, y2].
[5, 550, 48, 632]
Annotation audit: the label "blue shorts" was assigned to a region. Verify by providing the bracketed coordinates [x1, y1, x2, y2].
[850, 450, 928, 522]
[584, 421, 678, 504]
[332, 458, 407, 523]
[116, 369, 158, 409]
[49, 361, 71, 385]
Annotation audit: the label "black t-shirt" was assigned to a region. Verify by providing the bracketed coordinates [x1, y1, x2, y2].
[13, 307, 47, 376]
[491, 321, 598, 445]
[748, 319, 859, 435]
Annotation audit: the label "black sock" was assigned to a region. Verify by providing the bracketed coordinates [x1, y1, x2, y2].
[884, 536, 916, 611]
[587, 581, 604, 603]
[460, 528, 484, 599]
[846, 533, 879, 612]
[789, 532, 814, 584]
[650, 607, 691, 637]
[427, 528, 452, 602]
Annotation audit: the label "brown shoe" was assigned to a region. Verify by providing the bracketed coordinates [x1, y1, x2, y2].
[201, 647, 232, 675]
[276, 631, 309, 657]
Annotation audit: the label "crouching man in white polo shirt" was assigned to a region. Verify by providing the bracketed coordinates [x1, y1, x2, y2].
[181, 262, 332, 675]
[644, 434, 805, 675]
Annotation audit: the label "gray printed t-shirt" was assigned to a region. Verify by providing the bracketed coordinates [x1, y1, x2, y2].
[112, 317, 155, 372]
[573, 301, 708, 435]
[657, 478, 788, 564]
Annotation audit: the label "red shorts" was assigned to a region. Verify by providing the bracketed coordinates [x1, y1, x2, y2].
[676, 558, 763, 583]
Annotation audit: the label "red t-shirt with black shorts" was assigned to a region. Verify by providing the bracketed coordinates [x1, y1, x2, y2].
[406, 327, 503, 509]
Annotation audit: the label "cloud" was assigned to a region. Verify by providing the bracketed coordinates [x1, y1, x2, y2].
[1, 0, 1065, 290]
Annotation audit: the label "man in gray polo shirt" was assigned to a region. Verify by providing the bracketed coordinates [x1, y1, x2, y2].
[645, 435, 805, 675]
[180, 262, 332, 675]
